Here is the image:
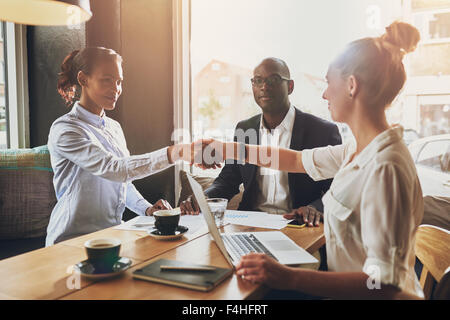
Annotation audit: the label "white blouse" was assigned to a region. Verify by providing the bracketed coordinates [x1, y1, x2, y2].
[302, 126, 424, 296]
[46, 102, 172, 245]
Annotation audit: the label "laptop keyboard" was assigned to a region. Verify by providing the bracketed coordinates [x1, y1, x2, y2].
[221, 234, 278, 262]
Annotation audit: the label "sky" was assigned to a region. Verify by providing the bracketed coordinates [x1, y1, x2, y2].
[191, 0, 403, 78]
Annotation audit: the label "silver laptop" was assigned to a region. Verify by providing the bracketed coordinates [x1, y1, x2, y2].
[187, 174, 318, 267]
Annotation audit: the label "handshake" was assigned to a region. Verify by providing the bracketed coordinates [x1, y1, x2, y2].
[167, 139, 240, 169]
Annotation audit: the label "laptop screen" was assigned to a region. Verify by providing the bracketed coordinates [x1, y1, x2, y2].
[187, 174, 235, 268]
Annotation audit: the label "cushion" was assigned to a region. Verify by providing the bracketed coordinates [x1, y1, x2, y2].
[178, 170, 243, 210]
[0, 145, 56, 239]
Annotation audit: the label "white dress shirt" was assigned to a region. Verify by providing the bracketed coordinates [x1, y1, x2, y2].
[46, 102, 172, 245]
[302, 126, 424, 296]
[255, 105, 295, 214]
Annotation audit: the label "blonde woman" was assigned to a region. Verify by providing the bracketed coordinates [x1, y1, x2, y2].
[204, 22, 424, 299]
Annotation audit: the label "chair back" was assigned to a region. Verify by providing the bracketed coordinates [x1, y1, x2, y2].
[415, 224, 450, 299]
[432, 267, 450, 300]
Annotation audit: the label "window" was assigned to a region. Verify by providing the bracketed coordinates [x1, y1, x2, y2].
[218, 95, 231, 108]
[430, 12, 450, 40]
[414, 9, 450, 43]
[191, 0, 402, 151]
[0, 22, 29, 149]
[198, 96, 209, 108]
[175, 0, 450, 195]
[0, 23, 6, 148]
[420, 104, 450, 136]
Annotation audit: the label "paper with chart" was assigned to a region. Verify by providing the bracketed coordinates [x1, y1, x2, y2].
[224, 210, 289, 230]
[114, 209, 289, 232]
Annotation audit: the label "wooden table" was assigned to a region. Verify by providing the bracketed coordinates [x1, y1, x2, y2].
[0, 222, 324, 300]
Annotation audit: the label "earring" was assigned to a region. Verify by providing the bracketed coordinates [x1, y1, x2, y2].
[349, 93, 353, 98]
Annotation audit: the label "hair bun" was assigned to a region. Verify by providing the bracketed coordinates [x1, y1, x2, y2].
[382, 21, 420, 54]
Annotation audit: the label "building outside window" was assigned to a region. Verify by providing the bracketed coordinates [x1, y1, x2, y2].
[414, 9, 450, 42]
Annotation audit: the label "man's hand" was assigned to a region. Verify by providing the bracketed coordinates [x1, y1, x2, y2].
[179, 195, 200, 215]
[283, 206, 322, 227]
[192, 139, 224, 170]
[146, 199, 173, 216]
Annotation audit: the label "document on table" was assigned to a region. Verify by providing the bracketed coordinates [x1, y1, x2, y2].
[114, 214, 208, 235]
[115, 215, 156, 231]
[224, 210, 289, 230]
[114, 210, 289, 232]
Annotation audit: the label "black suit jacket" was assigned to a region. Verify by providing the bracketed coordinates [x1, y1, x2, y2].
[204, 107, 342, 212]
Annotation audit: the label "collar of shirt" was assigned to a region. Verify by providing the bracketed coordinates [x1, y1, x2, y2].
[72, 101, 106, 128]
[259, 104, 296, 134]
[352, 125, 404, 169]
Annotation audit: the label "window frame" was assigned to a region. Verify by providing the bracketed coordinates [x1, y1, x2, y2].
[172, 0, 192, 205]
[3, 22, 30, 149]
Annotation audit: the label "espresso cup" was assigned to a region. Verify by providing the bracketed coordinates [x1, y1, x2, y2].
[84, 238, 121, 273]
[154, 209, 180, 235]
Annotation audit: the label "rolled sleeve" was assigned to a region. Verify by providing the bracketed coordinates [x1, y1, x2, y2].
[360, 163, 415, 290]
[302, 149, 323, 181]
[363, 250, 409, 289]
[301, 144, 346, 181]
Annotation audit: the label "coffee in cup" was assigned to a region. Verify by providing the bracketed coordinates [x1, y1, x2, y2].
[84, 238, 121, 273]
[154, 209, 180, 235]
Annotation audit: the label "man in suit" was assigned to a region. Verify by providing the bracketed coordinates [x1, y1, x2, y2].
[181, 57, 342, 226]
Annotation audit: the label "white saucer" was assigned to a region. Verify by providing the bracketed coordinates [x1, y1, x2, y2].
[147, 225, 189, 240]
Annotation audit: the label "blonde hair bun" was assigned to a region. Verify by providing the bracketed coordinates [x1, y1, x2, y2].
[381, 21, 420, 54]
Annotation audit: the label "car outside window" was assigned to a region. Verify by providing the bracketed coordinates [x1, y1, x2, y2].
[417, 140, 450, 173]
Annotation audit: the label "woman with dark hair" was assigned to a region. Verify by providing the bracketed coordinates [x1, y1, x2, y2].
[205, 22, 424, 298]
[46, 47, 197, 245]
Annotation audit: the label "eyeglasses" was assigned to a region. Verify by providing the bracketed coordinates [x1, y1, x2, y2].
[251, 74, 291, 88]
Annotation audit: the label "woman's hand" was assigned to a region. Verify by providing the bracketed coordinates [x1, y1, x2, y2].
[236, 253, 296, 290]
[283, 206, 322, 227]
[146, 199, 173, 216]
[192, 139, 224, 170]
[167, 140, 224, 169]
[179, 195, 200, 215]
